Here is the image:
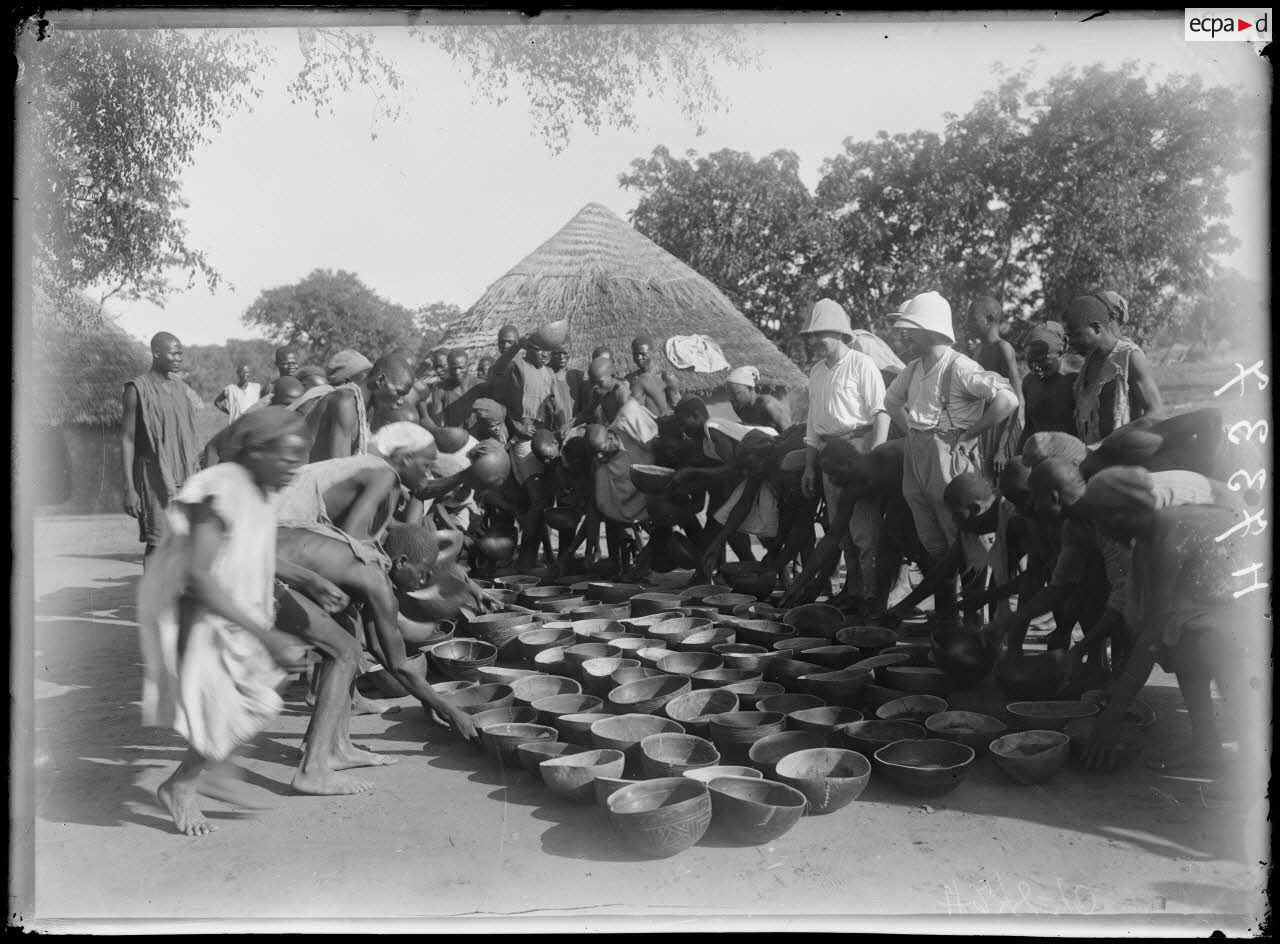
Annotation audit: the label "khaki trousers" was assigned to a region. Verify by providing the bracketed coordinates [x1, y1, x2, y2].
[902, 428, 982, 562]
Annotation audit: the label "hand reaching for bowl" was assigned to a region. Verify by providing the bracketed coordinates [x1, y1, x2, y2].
[429, 704, 478, 742]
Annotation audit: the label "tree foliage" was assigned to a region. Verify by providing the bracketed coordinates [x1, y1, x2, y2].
[179, 338, 280, 402]
[241, 268, 418, 365]
[623, 61, 1259, 351]
[620, 146, 821, 360]
[17, 19, 757, 324]
[413, 301, 465, 365]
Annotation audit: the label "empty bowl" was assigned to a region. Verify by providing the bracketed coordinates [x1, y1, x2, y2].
[873, 738, 976, 797]
[626, 597, 686, 620]
[875, 695, 949, 724]
[554, 711, 613, 746]
[658, 652, 724, 677]
[533, 645, 570, 673]
[678, 584, 731, 605]
[798, 668, 870, 707]
[610, 666, 665, 687]
[663, 689, 741, 736]
[772, 636, 831, 654]
[447, 683, 516, 716]
[835, 626, 899, 659]
[634, 645, 674, 669]
[730, 620, 797, 648]
[682, 765, 763, 784]
[429, 639, 499, 682]
[511, 674, 581, 707]
[581, 657, 640, 696]
[758, 693, 827, 716]
[774, 747, 872, 815]
[673, 627, 738, 652]
[800, 645, 862, 670]
[640, 732, 721, 778]
[594, 775, 642, 807]
[470, 706, 539, 730]
[1006, 700, 1100, 731]
[479, 722, 558, 768]
[719, 680, 786, 710]
[924, 710, 1008, 755]
[571, 619, 627, 643]
[838, 719, 927, 756]
[517, 740, 590, 778]
[786, 706, 864, 740]
[707, 711, 787, 765]
[878, 665, 955, 697]
[607, 636, 652, 656]
[764, 658, 826, 689]
[689, 668, 762, 690]
[587, 582, 646, 605]
[747, 730, 828, 779]
[541, 748, 627, 803]
[989, 730, 1071, 784]
[707, 777, 808, 844]
[703, 592, 758, 615]
[783, 603, 847, 640]
[649, 618, 715, 646]
[607, 778, 713, 858]
[591, 714, 686, 776]
[606, 675, 692, 715]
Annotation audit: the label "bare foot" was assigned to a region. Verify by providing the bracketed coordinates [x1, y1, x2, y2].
[291, 771, 374, 795]
[196, 762, 276, 810]
[158, 777, 216, 837]
[351, 691, 395, 716]
[333, 743, 399, 769]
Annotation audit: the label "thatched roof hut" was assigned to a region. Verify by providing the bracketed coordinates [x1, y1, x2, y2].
[441, 203, 807, 396]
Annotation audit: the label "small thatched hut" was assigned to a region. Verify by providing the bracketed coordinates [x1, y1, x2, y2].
[441, 202, 808, 398]
[31, 295, 150, 511]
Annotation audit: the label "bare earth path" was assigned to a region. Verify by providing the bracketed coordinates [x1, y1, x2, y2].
[22, 514, 1268, 933]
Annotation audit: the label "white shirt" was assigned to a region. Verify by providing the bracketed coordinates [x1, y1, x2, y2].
[884, 348, 1010, 432]
[803, 348, 887, 449]
[222, 382, 261, 422]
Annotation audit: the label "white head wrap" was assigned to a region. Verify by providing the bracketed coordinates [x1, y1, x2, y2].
[371, 422, 435, 461]
[726, 366, 760, 388]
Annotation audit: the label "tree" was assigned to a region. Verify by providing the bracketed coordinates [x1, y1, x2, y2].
[413, 302, 464, 365]
[241, 268, 418, 365]
[620, 146, 823, 358]
[16, 19, 757, 323]
[180, 338, 279, 401]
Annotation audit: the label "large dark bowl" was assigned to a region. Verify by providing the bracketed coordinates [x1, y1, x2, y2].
[837, 719, 927, 756]
[607, 675, 692, 716]
[536, 594, 588, 614]
[703, 592, 758, 615]
[629, 464, 677, 495]
[707, 711, 787, 765]
[611, 666, 665, 687]
[720, 561, 778, 599]
[626, 597, 686, 620]
[798, 668, 870, 707]
[541, 748, 627, 803]
[774, 747, 872, 815]
[930, 627, 997, 688]
[571, 619, 628, 644]
[591, 713, 686, 776]
[924, 710, 1008, 755]
[428, 639, 499, 682]
[746, 730, 827, 779]
[835, 626, 900, 660]
[873, 739, 976, 797]
[994, 650, 1069, 700]
[640, 733, 721, 778]
[730, 619, 797, 648]
[607, 778, 713, 858]
[517, 626, 577, 663]
[678, 584, 732, 605]
[649, 618, 715, 647]
[663, 689, 741, 736]
[801, 645, 861, 670]
[531, 693, 605, 725]
[447, 682, 516, 716]
[516, 740, 591, 778]
[772, 635, 831, 654]
[713, 643, 778, 675]
[476, 534, 517, 562]
[764, 657, 826, 689]
[493, 574, 541, 590]
[587, 582, 646, 605]
[707, 777, 807, 844]
[989, 730, 1071, 785]
[786, 707, 864, 741]
[720, 680, 786, 710]
[875, 695, 949, 724]
[878, 665, 955, 697]
[783, 603, 847, 640]
[563, 643, 615, 674]
[1006, 700, 1100, 732]
[478, 722, 558, 768]
[399, 616, 454, 651]
[518, 585, 573, 607]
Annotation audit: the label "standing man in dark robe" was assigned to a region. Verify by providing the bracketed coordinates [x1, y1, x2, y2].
[548, 344, 583, 438]
[427, 349, 479, 428]
[121, 332, 201, 562]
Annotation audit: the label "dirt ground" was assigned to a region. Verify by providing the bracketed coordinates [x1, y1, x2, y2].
[16, 513, 1269, 934]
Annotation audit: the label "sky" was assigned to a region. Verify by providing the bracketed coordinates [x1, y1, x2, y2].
[84, 11, 1271, 347]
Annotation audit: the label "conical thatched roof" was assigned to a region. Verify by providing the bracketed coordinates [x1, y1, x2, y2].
[29, 289, 150, 429]
[441, 203, 807, 396]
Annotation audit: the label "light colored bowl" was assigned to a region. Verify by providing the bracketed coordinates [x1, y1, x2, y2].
[518, 626, 576, 663]
[989, 730, 1071, 784]
[689, 668, 762, 691]
[517, 740, 590, 778]
[606, 675, 692, 716]
[533, 645, 570, 674]
[554, 711, 614, 746]
[591, 714, 687, 776]
[639, 732, 721, 778]
[786, 706, 865, 740]
[649, 618, 715, 646]
[703, 592, 758, 615]
[876, 694, 950, 723]
[581, 657, 640, 697]
[469, 705, 538, 729]
[474, 666, 541, 687]
[746, 730, 827, 779]
[924, 710, 1008, 755]
[673, 627, 738, 652]
[429, 639, 499, 682]
[707, 777, 807, 844]
[681, 765, 763, 784]
[593, 775, 642, 808]
[511, 674, 581, 707]
[541, 748, 627, 803]
[635, 646, 675, 669]
[658, 651, 724, 677]
[610, 666, 665, 687]
[531, 693, 605, 725]
[478, 722, 558, 768]
[662, 688, 741, 736]
[774, 747, 872, 815]
[447, 683, 516, 716]
[798, 668, 870, 707]
[571, 618, 628, 643]
[719, 679, 786, 710]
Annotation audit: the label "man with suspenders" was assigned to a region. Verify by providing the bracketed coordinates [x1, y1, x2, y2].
[884, 292, 1019, 617]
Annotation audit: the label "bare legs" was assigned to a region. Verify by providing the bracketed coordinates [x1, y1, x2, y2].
[157, 750, 215, 837]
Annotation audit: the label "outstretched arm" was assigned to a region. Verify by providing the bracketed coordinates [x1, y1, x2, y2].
[886, 542, 964, 615]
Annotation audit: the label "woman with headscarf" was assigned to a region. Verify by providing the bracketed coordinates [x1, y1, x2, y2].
[1064, 293, 1164, 444]
[725, 365, 791, 433]
[138, 408, 318, 835]
[1019, 321, 1079, 449]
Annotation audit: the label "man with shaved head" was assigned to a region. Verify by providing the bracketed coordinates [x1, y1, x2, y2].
[304, 354, 416, 462]
[573, 355, 631, 427]
[121, 332, 201, 561]
[626, 335, 680, 417]
[427, 349, 478, 428]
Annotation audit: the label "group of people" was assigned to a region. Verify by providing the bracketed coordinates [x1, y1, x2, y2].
[122, 283, 1264, 835]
